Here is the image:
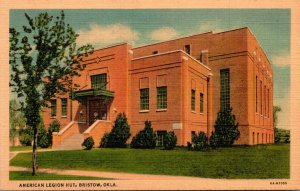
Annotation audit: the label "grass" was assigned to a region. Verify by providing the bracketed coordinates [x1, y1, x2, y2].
[10, 171, 110, 180]
[10, 144, 290, 179]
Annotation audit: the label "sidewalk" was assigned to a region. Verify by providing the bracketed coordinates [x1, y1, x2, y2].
[10, 166, 208, 180]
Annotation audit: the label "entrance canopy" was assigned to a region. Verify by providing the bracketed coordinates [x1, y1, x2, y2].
[72, 89, 115, 100]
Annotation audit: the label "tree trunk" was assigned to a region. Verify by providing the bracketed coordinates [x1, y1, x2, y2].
[32, 125, 38, 176]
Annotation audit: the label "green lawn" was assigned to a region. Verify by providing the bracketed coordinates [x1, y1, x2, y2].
[10, 171, 110, 180]
[10, 144, 290, 179]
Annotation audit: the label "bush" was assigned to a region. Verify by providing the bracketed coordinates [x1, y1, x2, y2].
[190, 131, 208, 151]
[209, 131, 218, 149]
[131, 120, 157, 149]
[19, 133, 32, 146]
[38, 133, 50, 148]
[37, 122, 50, 148]
[106, 113, 131, 148]
[163, 131, 177, 150]
[100, 133, 110, 148]
[214, 108, 240, 147]
[82, 137, 94, 150]
[48, 120, 60, 145]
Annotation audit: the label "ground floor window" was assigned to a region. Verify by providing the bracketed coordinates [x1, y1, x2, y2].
[253, 132, 255, 144]
[140, 88, 149, 110]
[156, 131, 167, 146]
[157, 86, 167, 109]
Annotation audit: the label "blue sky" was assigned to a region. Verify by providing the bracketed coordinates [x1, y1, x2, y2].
[10, 9, 290, 129]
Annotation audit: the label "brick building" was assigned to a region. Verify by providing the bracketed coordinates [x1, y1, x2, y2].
[43, 27, 274, 148]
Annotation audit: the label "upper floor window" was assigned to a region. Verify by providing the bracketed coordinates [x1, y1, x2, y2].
[191, 89, 195, 111]
[255, 76, 258, 113]
[157, 86, 167, 109]
[220, 69, 230, 111]
[61, 98, 67, 117]
[140, 88, 149, 110]
[200, 93, 204, 113]
[91, 73, 107, 89]
[51, 99, 57, 117]
[184, 44, 191, 55]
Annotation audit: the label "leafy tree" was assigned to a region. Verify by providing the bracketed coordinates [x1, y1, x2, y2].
[106, 113, 131, 148]
[131, 120, 157, 149]
[9, 11, 93, 175]
[273, 106, 282, 129]
[9, 100, 26, 146]
[273, 106, 282, 143]
[213, 108, 240, 147]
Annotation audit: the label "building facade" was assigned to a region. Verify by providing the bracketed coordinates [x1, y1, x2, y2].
[43, 27, 274, 148]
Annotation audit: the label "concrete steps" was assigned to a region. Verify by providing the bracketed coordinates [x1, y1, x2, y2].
[55, 134, 84, 150]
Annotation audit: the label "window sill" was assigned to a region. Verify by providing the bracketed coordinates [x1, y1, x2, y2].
[156, 109, 167, 112]
[61, 116, 67, 118]
[191, 111, 196, 114]
[199, 112, 204, 115]
[50, 116, 56, 119]
[139, 110, 149, 113]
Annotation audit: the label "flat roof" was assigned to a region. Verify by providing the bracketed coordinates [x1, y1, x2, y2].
[132, 49, 211, 71]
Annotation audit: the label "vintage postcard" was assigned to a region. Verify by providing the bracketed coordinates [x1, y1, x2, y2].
[0, 0, 299, 190]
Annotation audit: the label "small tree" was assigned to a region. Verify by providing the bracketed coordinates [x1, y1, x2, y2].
[106, 113, 131, 148]
[273, 105, 282, 144]
[163, 131, 177, 150]
[9, 100, 26, 146]
[9, 11, 93, 175]
[209, 131, 218, 149]
[131, 120, 157, 149]
[214, 108, 239, 147]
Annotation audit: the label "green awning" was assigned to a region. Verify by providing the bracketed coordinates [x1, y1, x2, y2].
[72, 89, 115, 99]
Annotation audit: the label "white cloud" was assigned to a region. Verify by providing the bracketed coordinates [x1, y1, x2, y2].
[198, 20, 225, 33]
[76, 23, 140, 48]
[150, 27, 180, 41]
[271, 53, 290, 68]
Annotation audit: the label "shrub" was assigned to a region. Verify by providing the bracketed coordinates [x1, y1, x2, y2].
[48, 120, 60, 145]
[191, 131, 208, 151]
[106, 113, 131, 148]
[38, 133, 50, 148]
[131, 120, 157, 149]
[37, 122, 50, 148]
[19, 133, 32, 146]
[82, 137, 94, 150]
[209, 131, 218, 149]
[214, 108, 240, 147]
[100, 133, 110, 148]
[163, 131, 177, 150]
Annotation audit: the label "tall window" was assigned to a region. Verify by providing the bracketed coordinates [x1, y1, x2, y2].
[91, 73, 107, 89]
[191, 89, 195, 111]
[51, 99, 57, 117]
[260, 80, 262, 114]
[200, 93, 204, 113]
[140, 88, 149, 110]
[264, 85, 266, 116]
[184, 44, 190, 55]
[157, 87, 167, 109]
[256, 76, 258, 113]
[220, 69, 230, 111]
[267, 88, 269, 117]
[61, 98, 67, 117]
